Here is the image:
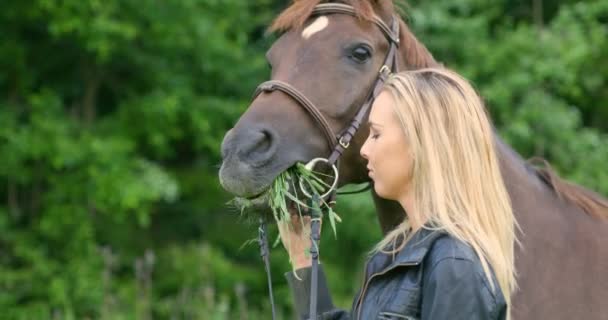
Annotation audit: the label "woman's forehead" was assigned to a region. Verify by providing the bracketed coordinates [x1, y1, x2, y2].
[370, 92, 395, 123]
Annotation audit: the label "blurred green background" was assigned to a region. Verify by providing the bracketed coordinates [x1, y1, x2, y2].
[0, 0, 606, 319]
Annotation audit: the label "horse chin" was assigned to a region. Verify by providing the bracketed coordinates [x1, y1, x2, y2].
[227, 175, 307, 220]
[231, 191, 271, 214]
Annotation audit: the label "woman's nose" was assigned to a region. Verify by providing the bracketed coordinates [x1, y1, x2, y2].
[360, 141, 369, 160]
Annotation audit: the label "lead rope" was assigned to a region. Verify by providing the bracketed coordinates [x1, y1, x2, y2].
[309, 194, 323, 320]
[258, 219, 277, 320]
[257, 201, 325, 320]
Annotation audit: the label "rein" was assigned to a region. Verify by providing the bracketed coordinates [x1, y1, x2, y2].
[253, 3, 400, 319]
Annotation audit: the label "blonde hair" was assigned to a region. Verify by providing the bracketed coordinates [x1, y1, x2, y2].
[372, 68, 521, 319]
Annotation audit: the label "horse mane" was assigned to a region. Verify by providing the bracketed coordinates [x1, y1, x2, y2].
[529, 157, 608, 220]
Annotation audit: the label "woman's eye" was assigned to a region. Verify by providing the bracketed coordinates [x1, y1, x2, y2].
[351, 46, 372, 63]
[372, 133, 380, 139]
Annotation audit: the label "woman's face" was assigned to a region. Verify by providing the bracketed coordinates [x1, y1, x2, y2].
[360, 91, 413, 201]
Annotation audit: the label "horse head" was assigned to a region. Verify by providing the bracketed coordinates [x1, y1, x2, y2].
[219, 0, 436, 216]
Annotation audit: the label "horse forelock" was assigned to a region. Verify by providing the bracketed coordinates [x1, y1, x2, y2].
[268, 0, 437, 69]
[269, 0, 390, 33]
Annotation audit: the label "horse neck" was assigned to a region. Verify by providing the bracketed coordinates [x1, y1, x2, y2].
[494, 136, 557, 209]
[497, 132, 608, 234]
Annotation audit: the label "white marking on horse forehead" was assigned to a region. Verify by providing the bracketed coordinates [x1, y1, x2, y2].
[302, 16, 329, 39]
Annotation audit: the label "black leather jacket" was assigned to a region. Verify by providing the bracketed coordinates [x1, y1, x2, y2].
[285, 226, 507, 320]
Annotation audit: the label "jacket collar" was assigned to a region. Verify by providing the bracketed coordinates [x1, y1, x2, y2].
[393, 225, 446, 264]
[365, 222, 447, 277]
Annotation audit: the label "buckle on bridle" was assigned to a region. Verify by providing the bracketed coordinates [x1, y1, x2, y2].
[339, 136, 350, 149]
[379, 65, 391, 80]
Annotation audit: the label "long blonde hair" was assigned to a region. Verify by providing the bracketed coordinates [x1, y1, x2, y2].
[372, 68, 521, 318]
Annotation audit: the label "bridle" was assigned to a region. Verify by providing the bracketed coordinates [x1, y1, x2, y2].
[252, 3, 400, 319]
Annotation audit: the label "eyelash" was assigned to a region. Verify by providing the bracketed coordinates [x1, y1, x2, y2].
[371, 133, 380, 140]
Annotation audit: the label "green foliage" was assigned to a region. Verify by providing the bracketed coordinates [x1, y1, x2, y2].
[0, 0, 606, 319]
[1, 0, 275, 318]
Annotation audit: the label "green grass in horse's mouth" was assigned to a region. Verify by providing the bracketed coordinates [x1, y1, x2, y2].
[269, 163, 341, 238]
[234, 163, 342, 238]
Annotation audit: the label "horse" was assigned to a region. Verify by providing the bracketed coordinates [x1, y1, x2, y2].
[218, 1, 608, 319]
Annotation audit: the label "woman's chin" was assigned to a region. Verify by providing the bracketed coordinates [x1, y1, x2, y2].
[373, 183, 385, 197]
[373, 184, 398, 201]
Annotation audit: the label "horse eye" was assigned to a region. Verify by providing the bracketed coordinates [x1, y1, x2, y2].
[351, 46, 372, 63]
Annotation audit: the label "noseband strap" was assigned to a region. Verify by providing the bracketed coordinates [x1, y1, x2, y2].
[254, 4, 400, 319]
[253, 80, 338, 151]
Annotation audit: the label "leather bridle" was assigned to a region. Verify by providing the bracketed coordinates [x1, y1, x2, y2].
[253, 3, 400, 319]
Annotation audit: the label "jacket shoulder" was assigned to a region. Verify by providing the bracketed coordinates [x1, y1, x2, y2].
[424, 235, 504, 303]
[425, 234, 479, 264]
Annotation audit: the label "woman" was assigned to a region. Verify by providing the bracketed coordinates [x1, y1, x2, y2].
[279, 68, 520, 320]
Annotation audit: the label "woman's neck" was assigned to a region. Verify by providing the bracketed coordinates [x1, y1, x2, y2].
[399, 191, 425, 233]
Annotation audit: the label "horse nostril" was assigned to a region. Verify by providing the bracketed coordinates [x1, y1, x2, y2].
[237, 127, 278, 166]
[248, 130, 271, 153]
[257, 130, 272, 152]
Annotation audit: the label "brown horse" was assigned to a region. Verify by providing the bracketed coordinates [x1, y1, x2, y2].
[219, 1, 608, 319]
